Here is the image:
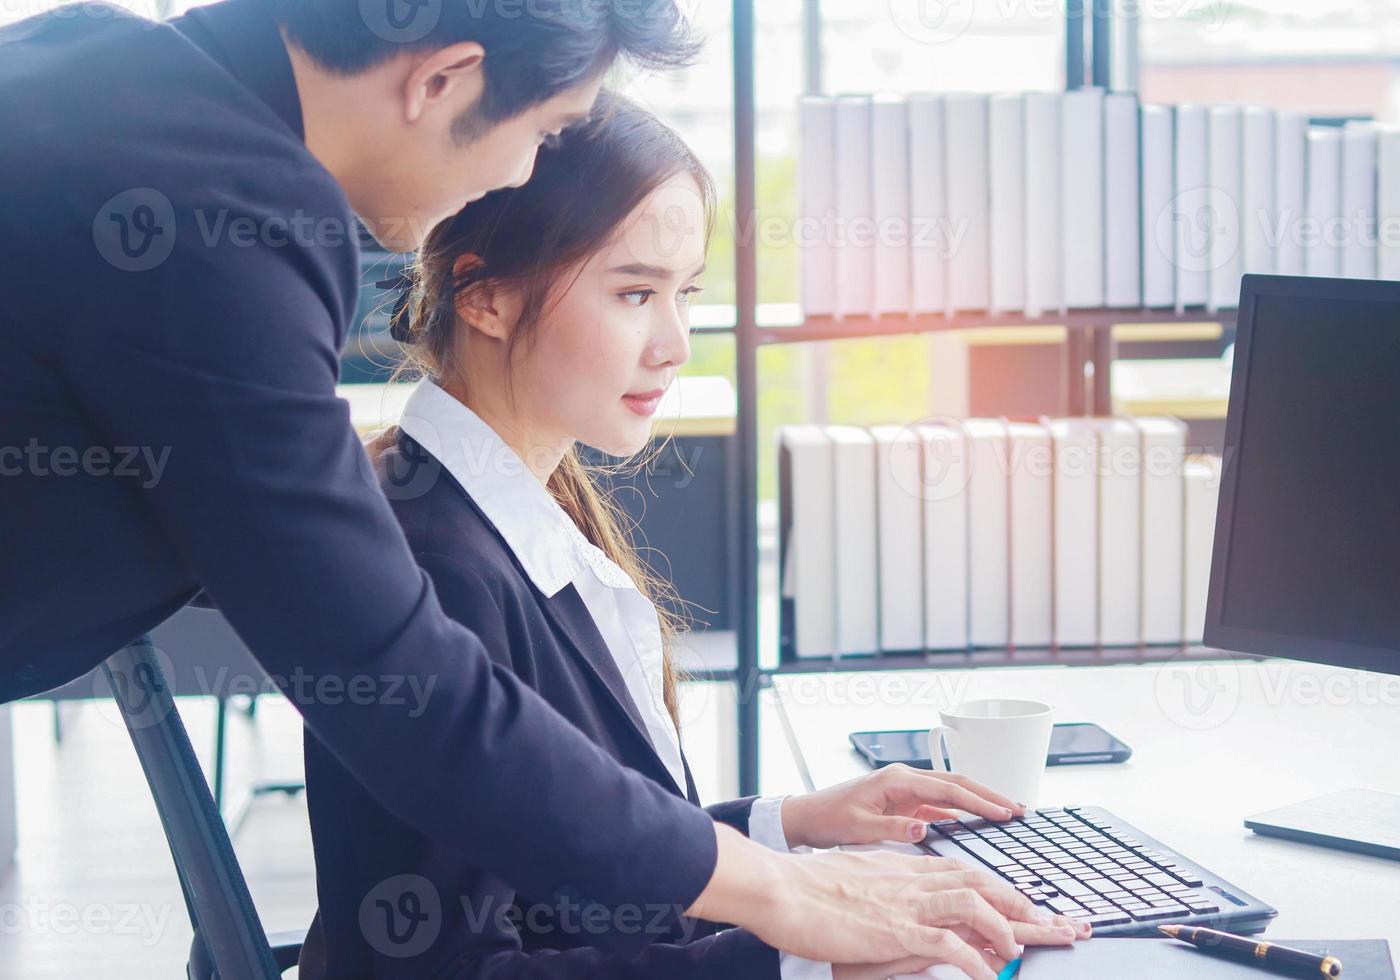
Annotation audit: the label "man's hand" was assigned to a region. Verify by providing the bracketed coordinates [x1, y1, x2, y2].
[781, 764, 1026, 850]
[687, 825, 1086, 979]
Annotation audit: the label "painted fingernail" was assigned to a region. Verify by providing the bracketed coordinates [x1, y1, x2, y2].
[908, 821, 926, 841]
[997, 806, 1013, 819]
[1078, 922, 1093, 936]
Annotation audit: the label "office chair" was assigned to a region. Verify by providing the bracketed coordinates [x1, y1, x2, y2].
[103, 634, 303, 979]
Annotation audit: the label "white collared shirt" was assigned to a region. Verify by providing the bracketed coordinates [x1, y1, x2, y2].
[397, 381, 830, 980]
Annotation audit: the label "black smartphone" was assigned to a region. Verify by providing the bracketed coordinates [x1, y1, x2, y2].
[848, 722, 1132, 769]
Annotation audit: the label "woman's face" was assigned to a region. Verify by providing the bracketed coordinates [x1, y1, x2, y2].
[508, 172, 706, 458]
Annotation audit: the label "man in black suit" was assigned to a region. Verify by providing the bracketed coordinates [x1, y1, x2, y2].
[0, 2, 1065, 973]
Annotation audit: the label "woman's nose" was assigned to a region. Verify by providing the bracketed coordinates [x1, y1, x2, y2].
[649, 302, 692, 368]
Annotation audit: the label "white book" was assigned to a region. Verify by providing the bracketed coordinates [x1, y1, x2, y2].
[835, 95, 874, 318]
[778, 426, 836, 658]
[1103, 92, 1141, 308]
[799, 96, 837, 316]
[1096, 418, 1142, 647]
[1274, 110, 1308, 275]
[1173, 104, 1208, 311]
[871, 425, 924, 652]
[871, 95, 912, 314]
[1140, 104, 1175, 308]
[1023, 92, 1063, 316]
[1182, 455, 1222, 644]
[989, 93, 1026, 314]
[964, 419, 1009, 647]
[1341, 121, 1378, 280]
[1304, 126, 1342, 278]
[1378, 124, 1400, 280]
[944, 94, 991, 312]
[1007, 421, 1053, 648]
[918, 423, 970, 650]
[1061, 87, 1105, 308]
[1045, 418, 1098, 647]
[1136, 417, 1187, 646]
[828, 426, 879, 656]
[909, 94, 949, 314]
[1240, 106, 1275, 277]
[1207, 105, 1242, 312]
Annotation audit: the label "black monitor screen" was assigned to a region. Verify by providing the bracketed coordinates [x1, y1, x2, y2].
[1219, 292, 1400, 656]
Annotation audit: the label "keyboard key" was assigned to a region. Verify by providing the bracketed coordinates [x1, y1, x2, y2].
[1086, 912, 1132, 927]
[1129, 905, 1189, 921]
[950, 835, 1011, 869]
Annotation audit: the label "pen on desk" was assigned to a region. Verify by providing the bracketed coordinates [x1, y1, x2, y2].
[1158, 925, 1342, 977]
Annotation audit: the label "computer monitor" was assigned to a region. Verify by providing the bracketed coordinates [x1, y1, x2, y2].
[1205, 273, 1400, 856]
[1205, 274, 1400, 676]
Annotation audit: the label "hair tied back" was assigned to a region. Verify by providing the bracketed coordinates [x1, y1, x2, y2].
[377, 267, 417, 343]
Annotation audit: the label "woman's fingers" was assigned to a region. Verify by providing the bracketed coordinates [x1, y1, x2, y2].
[884, 767, 1019, 823]
[902, 884, 1022, 963]
[884, 767, 1018, 822]
[913, 926, 1001, 980]
[924, 867, 1089, 941]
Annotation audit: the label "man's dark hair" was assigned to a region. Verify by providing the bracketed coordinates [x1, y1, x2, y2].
[265, 0, 698, 126]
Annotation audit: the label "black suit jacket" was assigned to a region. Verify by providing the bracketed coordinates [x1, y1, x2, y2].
[0, 0, 717, 923]
[298, 432, 780, 978]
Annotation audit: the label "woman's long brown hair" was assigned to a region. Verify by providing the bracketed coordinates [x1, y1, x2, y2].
[387, 91, 715, 732]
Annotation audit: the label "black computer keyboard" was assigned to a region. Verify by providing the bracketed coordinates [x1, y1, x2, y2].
[919, 806, 1278, 937]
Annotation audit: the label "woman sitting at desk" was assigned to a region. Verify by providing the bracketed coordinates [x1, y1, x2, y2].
[299, 92, 1084, 980]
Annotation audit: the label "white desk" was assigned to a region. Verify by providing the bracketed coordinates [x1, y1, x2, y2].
[772, 658, 1400, 971]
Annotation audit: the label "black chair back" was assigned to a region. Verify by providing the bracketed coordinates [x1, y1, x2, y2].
[103, 634, 286, 979]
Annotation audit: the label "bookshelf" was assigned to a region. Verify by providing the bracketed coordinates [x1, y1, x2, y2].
[725, 0, 1236, 794]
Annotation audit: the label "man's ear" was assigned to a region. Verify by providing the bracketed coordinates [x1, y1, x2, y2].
[401, 42, 486, 123]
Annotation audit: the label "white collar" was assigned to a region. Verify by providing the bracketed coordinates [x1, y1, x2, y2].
[397, 379, 584, 598]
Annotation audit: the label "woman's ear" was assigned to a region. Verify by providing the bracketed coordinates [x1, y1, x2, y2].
[451, 252, 519, 341]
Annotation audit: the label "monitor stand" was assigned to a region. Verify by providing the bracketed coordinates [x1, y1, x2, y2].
[1245, 788, 1400, 861]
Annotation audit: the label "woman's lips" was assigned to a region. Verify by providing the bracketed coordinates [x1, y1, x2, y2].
[621, 389, 665, 417]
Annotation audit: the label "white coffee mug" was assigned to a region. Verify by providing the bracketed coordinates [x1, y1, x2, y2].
[928, 698, 1054, 807]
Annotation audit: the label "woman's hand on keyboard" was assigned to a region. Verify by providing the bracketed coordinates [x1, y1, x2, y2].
[781, 763, 1026, 850]
[745, 849, 1084, 980]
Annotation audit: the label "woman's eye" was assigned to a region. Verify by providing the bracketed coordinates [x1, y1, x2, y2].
[678, 285, 704, 305]
[620, 289, 654, 307]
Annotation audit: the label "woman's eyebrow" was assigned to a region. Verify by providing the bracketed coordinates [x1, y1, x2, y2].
[607, 261, 707, 279]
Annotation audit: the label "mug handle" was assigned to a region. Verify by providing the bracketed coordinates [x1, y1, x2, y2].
[927, 726, 959, 772]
